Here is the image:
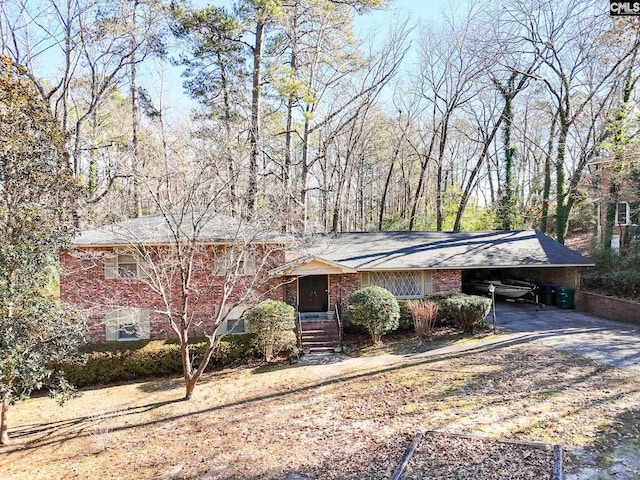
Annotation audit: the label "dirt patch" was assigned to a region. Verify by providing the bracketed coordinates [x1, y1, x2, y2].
[2, 337, 640, 479]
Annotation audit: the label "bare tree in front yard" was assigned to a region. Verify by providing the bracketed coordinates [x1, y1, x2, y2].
[77, 157, 292, 400]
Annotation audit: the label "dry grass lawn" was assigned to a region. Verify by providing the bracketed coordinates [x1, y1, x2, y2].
[2, 335, 640, 479]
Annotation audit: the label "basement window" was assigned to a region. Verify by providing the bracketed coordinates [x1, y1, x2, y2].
[105, 307, 150, 341]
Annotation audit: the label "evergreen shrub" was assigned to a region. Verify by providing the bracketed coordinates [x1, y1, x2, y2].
[59, 334, 257, 387]
[348, 286, 400, 344]
[246, 300, 297, 362]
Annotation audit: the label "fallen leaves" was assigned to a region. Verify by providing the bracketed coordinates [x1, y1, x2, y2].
[3, 340, 640, 479]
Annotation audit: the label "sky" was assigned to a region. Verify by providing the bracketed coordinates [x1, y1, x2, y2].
[157, 0, 465, 122]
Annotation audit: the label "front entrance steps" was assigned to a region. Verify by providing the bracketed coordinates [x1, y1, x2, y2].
[298, 313, 341, 354]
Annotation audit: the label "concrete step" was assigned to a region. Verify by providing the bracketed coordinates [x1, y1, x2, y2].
[306, 346, 341, 353]
[300, 328, 339, 336]
[299, 312, 330, 321]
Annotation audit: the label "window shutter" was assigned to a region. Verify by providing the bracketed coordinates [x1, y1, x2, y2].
[104, 256, 117, 279]
[137, 259, 151, 279]
[137, 309, 150, 338]
[423, 271, 433, 295]
[105, 310, 118, 341]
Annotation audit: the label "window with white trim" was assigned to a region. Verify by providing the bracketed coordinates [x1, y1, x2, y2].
[105, 307, 150, 341]
[104, 254, 148, 280]
[616, 202, 630, 226]
[213, 304, 249, 336]
[615, 201, 640, 226]
[362, 271, 429, 299]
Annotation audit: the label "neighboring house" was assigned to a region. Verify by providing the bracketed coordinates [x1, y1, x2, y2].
[61, 214, 593, 350]
[588, 156, 640, 249]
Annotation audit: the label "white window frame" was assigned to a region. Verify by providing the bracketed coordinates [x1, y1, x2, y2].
[104, 254, 148, 280]
[361, 271, 431, 299]
[616, 202, 630, 226]
[105, 307, 150, 341]
[214, 304, 249, 336]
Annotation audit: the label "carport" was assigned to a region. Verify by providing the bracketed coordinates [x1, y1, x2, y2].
[455, 231, 594, 305]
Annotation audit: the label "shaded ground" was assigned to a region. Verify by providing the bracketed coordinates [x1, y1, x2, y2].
[495, 301, 640, 371]
[2, 329, 640, 479]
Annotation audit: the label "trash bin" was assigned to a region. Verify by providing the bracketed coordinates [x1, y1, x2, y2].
[542, 284, 559, 306]
[555, 287, 575, 309]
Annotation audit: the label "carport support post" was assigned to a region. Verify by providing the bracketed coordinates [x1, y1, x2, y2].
[488, 283, 497, 333]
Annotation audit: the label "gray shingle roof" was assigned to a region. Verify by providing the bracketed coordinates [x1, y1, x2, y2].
[74, 213, 592, 270]
[73, 211, 288, 246]
[300, 230, 593, 270]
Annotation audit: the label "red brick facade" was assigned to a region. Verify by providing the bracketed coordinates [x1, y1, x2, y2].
[432, 269, 462, 293]
[589, 160, 640, 247]
[61, 246, 285, 342]
[62, 245, 464, 342]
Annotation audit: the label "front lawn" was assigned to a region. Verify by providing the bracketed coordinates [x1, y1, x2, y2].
[2, 334, 639, 479]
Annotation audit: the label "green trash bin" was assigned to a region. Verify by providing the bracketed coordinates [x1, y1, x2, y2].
[555, 287, 575, 309]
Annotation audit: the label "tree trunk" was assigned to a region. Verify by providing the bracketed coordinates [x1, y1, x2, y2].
[498, 92, 516, 230]
[301, 111, 311, 233]
[218, 50, 238, 216]
[540, 114, 557, 234]
[130, 1, 142, 218]
[378, 119, 409, 231]
[247, 19, 264, 219]
[408, 135, 437, 231]
[555, 116, 569, 244]
[452, 119, 502, 232]
[603, 50, 637, 249]
[1, 391, 11, 445]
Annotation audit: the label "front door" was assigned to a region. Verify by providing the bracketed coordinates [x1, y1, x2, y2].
[298, 275, 329, 312]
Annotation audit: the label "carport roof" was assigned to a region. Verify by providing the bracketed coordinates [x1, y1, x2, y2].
[301, 230, 593, 270]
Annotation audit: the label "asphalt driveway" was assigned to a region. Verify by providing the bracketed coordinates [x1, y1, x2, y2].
[492, 301, 640, 372]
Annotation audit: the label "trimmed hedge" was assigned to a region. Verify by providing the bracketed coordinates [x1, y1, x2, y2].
[425, 292, 491, 333]
[246, 300, 297, 362]
[59, 334, 258, 388]
[348, 286, 400, 344]
[424, 291, 463, 325]
[398, 300, 414, 330]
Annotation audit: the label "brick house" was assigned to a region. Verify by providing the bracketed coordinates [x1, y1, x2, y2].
[588, 156, 640, 249]
[61, 215, 592, 350]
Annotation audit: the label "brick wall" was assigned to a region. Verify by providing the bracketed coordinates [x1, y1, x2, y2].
[61, 245, 284, 342]
[329, 273, 361, 318]
[592, 161, 639, 246]
[432, 270, 462, 292]
[576, 291, 640, 323]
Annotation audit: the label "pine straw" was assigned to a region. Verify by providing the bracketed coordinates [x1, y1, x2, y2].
[2, 341, 640, 479]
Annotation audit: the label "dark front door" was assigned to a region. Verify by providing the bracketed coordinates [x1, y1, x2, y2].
[298, 275, 329, 312]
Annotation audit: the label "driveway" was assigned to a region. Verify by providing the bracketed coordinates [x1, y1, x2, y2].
[492, 301, 640, 372]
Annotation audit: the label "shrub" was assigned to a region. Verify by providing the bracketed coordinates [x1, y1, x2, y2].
[58, 335, 258, 387]
[348, 286, 400, 344]
[397, 300, 414, 330]
[425, 292, 464, 325]
[438, 294, 491, 333]
[408, 300, 439, 339]
[246, 300, 297, 362]
[582, 247, 640, 301]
